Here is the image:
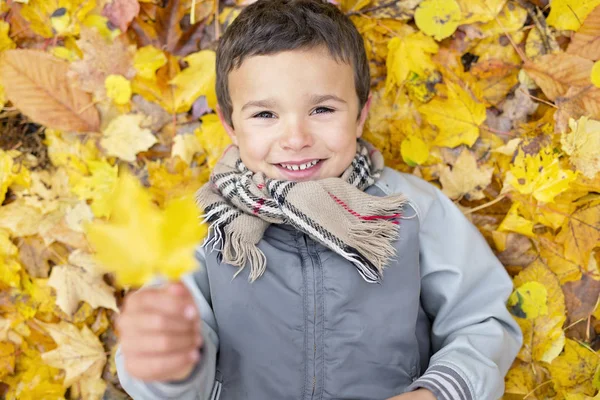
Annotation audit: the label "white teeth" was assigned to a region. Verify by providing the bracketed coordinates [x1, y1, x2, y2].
[281, 160, 319, 171]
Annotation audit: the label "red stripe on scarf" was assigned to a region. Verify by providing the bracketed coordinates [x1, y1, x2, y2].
[253, 198, 265, 214]
[328, 193, 401, 222]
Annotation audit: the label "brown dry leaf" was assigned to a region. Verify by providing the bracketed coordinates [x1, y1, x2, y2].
[567, 5, 600, 60]
[555, 85, 600, 133]
[47, 263, 118, 317]
[131, 0, 206, 56]
[563, 273, 600, 323]
[102, 0, 141, 33]
[0, 50, 100, 133]
[39, 321, 107, 387]
[15, 236, 68, 279]
[524, 53, 594, 101]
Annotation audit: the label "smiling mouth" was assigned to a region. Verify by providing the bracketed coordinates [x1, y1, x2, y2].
[279, 159, 321, 171]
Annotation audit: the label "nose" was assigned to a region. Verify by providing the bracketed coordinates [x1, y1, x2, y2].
[279, 120, 314, 151]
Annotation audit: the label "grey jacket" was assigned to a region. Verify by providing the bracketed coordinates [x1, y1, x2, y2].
[116, 168, 523, 400]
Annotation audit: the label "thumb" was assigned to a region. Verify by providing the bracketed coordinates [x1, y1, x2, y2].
[166, 281, 189, 296]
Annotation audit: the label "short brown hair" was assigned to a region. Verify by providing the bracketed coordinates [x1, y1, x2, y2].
[215, 0, 370, 127]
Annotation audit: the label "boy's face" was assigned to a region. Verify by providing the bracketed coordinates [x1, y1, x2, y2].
[217, 46, 371, 181]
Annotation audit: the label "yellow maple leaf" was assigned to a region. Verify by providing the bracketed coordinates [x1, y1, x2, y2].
[170, 50, 217, 113]
[69, 159, 118, 218]
[0, 150, 31, 204]
[134, 45, 168, 80]
[547, 0, 600, 31]
[39, 320, 106, 387]
[385, 32, 438, 92]
[439, 149, 493, 200]
[105, 74, 132, 106]
[555, 201, 600, 267]
[3, 347, 65, 400]
[100, 114, 157, 162]
[561, 117, 600, 179]
[196, 114, 233, 168]
[47, 263, 118, 317]
[455, 0, 506, 25]
[0, 20, 15, 52]
[85, 171, 207, 287]
[172, 133, 203, 165]
[498, 203, 536, 238]
[419, 81, 486, 148]
[414, 0, 462, 41]
[504, 146, 578, 203]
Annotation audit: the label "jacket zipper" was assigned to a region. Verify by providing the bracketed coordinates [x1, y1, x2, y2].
[304, 234, 318, 398]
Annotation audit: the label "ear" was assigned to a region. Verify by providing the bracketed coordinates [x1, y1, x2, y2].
[216, 104, 238, 145]
[356, 93, 372, 139]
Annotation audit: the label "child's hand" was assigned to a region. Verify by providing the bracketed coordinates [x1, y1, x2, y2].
[387, 388, 436, 400]
[117, 281, 203, 382]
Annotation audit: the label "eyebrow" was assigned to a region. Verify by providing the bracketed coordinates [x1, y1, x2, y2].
[240, 94, 347, 112]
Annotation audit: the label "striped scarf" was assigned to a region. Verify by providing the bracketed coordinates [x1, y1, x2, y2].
[195, 139, 408, 283]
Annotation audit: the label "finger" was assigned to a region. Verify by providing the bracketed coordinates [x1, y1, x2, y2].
[120, 331, 202, 356]
[126, 288, 199, 320]
[118, 311, 201, 335]
[125, 349, 200, 381]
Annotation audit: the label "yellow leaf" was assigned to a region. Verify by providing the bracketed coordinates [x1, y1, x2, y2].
[561, 116, 600, 178]
[82, 14, 120, 42]
[50, 45, 79, 62]
[20, 0, 97, 38]
[47, 263, 118, 317]
[0, 341, 16, 378]
[504, 146, 578, 203]
[419, 81, 486, 148]
[498, 203, 536, 238]
[39, 321, 106, 387]
[414, 0, 462, 41]
[549, 339, 599, 396]
[592, 61, 600, 88]
[85, 171, 207, 287]
[512, 260, 566, 364]
[547, 0, 600, 31]
[340, 0, 370, 12]
[196, 114, 232, 168]
[105, 74, 132, 105]
[0, 21, 15, 52]
[385, 32, 438, 92]
[172, 133, 203, 165]
[170, 50, 217, 112]
[0, 149, 31, 204]
[70, 159, 118, 218]
[439, 149, 493, 200]
[3, 349, 65, 400]
[401, 135, 429, 166]
[555, 201, 600, 266]
[455, 0, 506, 24]
[100, 114, 157, 162]
[508, 281, 548, 319]
[134, 45, 167, 80]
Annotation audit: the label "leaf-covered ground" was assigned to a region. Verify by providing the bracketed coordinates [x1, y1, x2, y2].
[1, 0, 600, 399]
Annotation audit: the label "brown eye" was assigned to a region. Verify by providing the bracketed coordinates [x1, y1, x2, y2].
[312, 107, 334, 115]
[254, 111, 276, 118]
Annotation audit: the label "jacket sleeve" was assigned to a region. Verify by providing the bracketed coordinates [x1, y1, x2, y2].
[403, 177, 523, 400]
[115, 245, 220, 400]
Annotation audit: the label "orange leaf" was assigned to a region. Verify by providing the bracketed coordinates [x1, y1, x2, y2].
[567, 6, 600, 60]
[0, 50, 100, 133]
[524, 53, 593, 101]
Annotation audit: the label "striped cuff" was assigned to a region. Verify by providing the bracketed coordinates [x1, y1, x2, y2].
[406, 364, 473, 400]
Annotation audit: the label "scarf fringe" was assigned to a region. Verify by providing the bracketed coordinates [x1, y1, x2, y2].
[222, 229, 267, 282]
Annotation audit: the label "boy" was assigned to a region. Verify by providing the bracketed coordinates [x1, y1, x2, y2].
[115, 0, 523, 399]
